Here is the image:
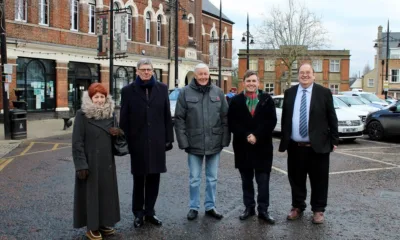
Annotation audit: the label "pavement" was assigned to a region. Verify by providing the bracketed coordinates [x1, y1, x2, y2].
[0, 118, 73, 158]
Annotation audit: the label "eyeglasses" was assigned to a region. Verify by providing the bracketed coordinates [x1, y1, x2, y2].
[138, 68, 153, 72]
[299, 71, 312, 76]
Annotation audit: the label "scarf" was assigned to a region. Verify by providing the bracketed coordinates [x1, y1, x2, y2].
[194, 78, 211, 93]
[135, 75, 156, 88]
[244, 90, 259, 117]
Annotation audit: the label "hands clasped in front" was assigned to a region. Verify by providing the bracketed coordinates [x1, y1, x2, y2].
[247, 134, 257, 145]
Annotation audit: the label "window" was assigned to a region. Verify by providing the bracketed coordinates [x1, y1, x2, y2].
[264, 60, 275, 71]
[330, 60, 340, 72]
[391, 69, 399, 83]
[330, 84, 339, 94]
[265, 83, 274, 94]
[249, 59, 258, 71]
[390, 49, 400, 59]
[188, 17, 194, 38]
[145, 12, 151, 43]
[273, 97, 283, 109]
[113, 2, 119, 37]
[39, 0, 49, 25]
[88, 0, 96, 34]
[15, 0, 27, 21]
[223, 35, 228, 58]
[312, 60, 322, 72]
[71, 0, 79, 30]
[291, 60, 298, 70]
[127, 7, 132, 40]
[157, 15, 162, 46]
[368, 79, 374, 87]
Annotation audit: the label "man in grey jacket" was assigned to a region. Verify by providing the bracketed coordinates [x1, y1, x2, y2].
[174, 63, 230, 221]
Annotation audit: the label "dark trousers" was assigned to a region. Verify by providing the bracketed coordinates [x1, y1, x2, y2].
[287, 141, 330, 212]
[132, 173, 160, 217]
[239, 168, 271, 213]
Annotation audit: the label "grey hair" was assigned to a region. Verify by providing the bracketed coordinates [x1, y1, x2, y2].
[137, 58, 153, 69]
[194, 63, 209, 72]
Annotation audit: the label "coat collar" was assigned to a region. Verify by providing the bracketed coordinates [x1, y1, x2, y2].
[131, 81, 160, 104]
[81, 91, 114, 120]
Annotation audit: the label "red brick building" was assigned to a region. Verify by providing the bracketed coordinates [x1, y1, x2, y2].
[1, 0, 233, 119]
[238, 48, 351, 95]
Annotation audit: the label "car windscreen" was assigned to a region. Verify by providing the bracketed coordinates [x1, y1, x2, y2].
[339, 96, 364, 105]
[169, 89, 180, 100]
[360, 93, 386, 103]
[333, 96, 348, 108]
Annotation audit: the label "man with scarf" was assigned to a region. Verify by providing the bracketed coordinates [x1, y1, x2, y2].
[174, 63, 230, 221]
[120, 58, 174, 228]
[227, 70, 277, 223]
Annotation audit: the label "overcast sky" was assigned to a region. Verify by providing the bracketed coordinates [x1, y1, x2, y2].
[209, 0, 400, 77]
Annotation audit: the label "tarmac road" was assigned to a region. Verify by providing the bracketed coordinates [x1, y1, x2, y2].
[0, 134, 399, 240]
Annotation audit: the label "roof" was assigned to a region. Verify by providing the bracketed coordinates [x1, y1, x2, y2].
[350, 78, 362, 88]
[202, 0, 234, 24]
[379, 32, 400, 59]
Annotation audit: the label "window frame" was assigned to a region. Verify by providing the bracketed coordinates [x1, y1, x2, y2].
[88, 1, 96, 34]
[39, 0, 49, 26]
[15, 0, 27, 22]
[312, 59, 322, 72]
[127, 7, 133, 40]
[391, 69, 399, 83]
[265, 83, 274, 94]
[330, 84, 339, 94]
[368, 78, 374, 87]
[329, 60, 340, 72]
[156, 15, 162, 46]
[249, 59, 258, 71]
[145, 12, 151, 44]
[70, 0, 79, 31]
[264, 60, 275, 72]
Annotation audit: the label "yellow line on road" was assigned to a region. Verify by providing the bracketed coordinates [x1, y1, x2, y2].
[20, 142, 34, 155]
[0, 158, 14, 172]
[31, 141, 72, 146]
[52, 144, 60, 150]
[4, 146, 71, 159]
[335, 151, 399, 167]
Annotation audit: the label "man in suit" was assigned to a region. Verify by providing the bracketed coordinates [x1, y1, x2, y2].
[120, 58, 174, 228]
[278, 63, 338, 224]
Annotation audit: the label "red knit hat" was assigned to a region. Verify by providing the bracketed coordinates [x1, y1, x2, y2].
[88, 83, 108, 99]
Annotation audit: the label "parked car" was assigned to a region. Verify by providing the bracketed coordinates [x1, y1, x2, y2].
[334, 95, 380, 114]
[365, 101, 400, 140]
[340, 91, 388, 109]
[169, 88, 181, 122]
[272, 95, 364, 141]
[332, 96, 369, 125]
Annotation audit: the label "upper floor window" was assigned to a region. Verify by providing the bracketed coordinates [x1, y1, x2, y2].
[145, 12, 151, 43]
[188, 16, 194, 38]
[312, 59, 322, 72]
[15, 0, 27, 21]
[157, 15, 162, 46]
[368, 79, 374, 87]
[249, 59, 258, 71]
[88, 0, 96, 34]
[390, 49, 400, 59]
[127, 7, 132, 40]
[330, 60, 340, 72]
[265, 83, 274, 94]
[391, 69, 399, 83]
[223, 35, 228, 58]
[265, 60, 274, 71]
[291, 60, 298, 70]
[71, 0, 79, 31]
[39, 0, 49, 25]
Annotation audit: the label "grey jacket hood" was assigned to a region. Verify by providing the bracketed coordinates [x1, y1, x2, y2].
[81, 91, 114, 120]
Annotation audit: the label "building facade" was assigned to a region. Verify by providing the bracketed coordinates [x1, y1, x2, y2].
[1, 0, 233, 119]
[361, 69, 378, 93]
[238, 48, 350, 95]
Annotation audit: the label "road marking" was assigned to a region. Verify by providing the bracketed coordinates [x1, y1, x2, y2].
[0, 158, 14, 172]
[339, 146, 398, 151]
[31, 141, 72, 146]
[334, 151, 399, 167]
[222, 149, 288, 175]
[20, 142, 34, 155]
[344, 152, 400, 156]
[330, 167, 400, 175]
[5, 146, 71, 159]
[52, 144, 60, 150]
[356, 138, 396, 145]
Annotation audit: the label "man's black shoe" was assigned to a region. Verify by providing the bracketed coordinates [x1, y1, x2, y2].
[187, 209, 198, 220]
[144, 215, 162, 226]
[239, 207, 256, 220]
[258, 211, 275, 224]
[134, 217, 144, 228]
[205, 209, 223, 220]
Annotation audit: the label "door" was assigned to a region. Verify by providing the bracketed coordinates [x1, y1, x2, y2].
[383, 102, 400, 136]
[70, 78, 92, 114]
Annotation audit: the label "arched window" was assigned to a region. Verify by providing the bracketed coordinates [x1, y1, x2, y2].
[127, 7, 133, 40]
[223, 35, 228, 58]
[70, 0, 79, 30]
[88, 0, 96, 33]
[113, 2, 120, 37]
[157, 15, 162, 46]
[15, 0, 27, 21]
[188, 17, 194, 38]
[145, 12, 151, 43]
[39, 0, 49, 25]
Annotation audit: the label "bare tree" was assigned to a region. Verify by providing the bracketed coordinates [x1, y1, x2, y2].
[363, 63, 371, 76]
[255, 0, 329, 88]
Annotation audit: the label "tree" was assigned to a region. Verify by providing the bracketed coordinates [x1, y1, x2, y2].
[363, 63, 371, 75]
[255, 0, 329, 88]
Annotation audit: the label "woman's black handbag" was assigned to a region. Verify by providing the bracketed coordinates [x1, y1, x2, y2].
[112, 114, 129, 156]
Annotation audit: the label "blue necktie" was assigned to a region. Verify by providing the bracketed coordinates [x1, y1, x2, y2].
[299, 90, 308, 138]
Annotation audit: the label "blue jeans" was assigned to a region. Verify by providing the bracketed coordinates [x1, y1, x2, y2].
[188, 152, 220, 211]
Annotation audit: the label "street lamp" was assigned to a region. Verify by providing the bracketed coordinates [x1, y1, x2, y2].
[165, 0, 188, 88]
[374, 20, 400, 99]
[241, 13, 255, 70]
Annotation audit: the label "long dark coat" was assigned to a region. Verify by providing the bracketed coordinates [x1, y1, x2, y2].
[119, 81, 174, 175]
[72, 93, 120, 230]
[228, 91, 277, 171]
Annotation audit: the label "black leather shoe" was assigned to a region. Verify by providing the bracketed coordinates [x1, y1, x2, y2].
[205, 209, 223, 220]
[239, 207, 256, 220]
[134, 217, 144, 228]
[145, 215, 162, 226]
[258, 211, 275, 224]
[187, 209, 198, 220]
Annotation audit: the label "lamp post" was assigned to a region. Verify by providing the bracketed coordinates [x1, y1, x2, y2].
[374, 20, 400, 99]
[0, 0, 10, 139]
[241, 13, 255, 70]
[165, 0, 188, 88]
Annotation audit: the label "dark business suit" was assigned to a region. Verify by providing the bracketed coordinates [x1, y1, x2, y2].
[279, 83, 338, 212]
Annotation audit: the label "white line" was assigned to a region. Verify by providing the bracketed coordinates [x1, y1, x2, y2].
[344, 152, 400, 156]
[335, 151, 399, 167]
[339, 146, 398, 151]
[222, 149, 287, 175]
[356, 138, 396, 145]
[330, 167, 400, 175]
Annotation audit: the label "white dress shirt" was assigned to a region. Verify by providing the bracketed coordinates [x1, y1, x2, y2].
[291, 83, 314, 142]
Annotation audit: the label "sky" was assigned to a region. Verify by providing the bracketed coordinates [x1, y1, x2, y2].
[209, 0, 400, 77]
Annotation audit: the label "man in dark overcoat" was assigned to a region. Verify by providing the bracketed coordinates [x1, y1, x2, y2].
[120, 58, 174, 228]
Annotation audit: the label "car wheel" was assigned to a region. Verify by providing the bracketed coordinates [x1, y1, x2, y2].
[368, 121, 384, 141]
